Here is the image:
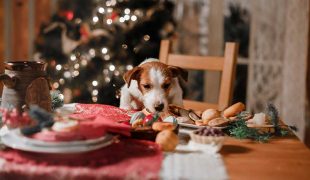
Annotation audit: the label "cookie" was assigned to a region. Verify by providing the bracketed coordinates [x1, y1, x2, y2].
[208, 118, 230, 127]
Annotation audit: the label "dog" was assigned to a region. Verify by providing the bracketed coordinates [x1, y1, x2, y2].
[120, 58, 188, 113]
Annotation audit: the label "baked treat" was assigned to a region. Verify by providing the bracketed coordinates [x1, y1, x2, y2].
[195, 120, 204, 126]
[155, 130, 179, 151]
[176, 116, 192, 123]
[229, 111, 253, 121]
[190, 127, 225, 146]
[201, 109, 221, 124]
[152, 122, 175, 131]
[188, 110, 201, 121]
[52, 120, 79, 132]
[208, 117, 230, 127]
[223, 102, 245, 118]
[247, 113, 266, 125]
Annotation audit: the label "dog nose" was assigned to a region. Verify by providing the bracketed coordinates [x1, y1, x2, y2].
[154, 103, 164, 112]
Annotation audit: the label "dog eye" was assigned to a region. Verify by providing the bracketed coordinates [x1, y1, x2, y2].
[143, 84, 151, 89]
[162, 83, 171, 89]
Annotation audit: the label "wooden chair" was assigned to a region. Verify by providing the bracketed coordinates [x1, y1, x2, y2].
[159, 40, 239, 111]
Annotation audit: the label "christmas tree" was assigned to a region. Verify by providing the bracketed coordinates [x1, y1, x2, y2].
[35, 0, 176, 106]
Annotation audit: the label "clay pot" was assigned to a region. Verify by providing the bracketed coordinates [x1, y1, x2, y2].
[0, 61, 51, 112]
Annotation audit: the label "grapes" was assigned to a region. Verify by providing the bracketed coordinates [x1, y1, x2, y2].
[194, 127, 225, 136]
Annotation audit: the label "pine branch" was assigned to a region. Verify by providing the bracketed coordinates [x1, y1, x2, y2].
[51, 90, 64, 110]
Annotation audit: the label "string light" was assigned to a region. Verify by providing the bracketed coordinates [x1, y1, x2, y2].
[109, 64, 116, 71]
[114, 70, 120, 76]
[92, 89, 98, 96]
[122, 44, 128, 49]
[64, 71, 71, 78]
[73, 70, 79, 77]
[101, 47, 108, 54]
[104, 54, 110, 60]
[131, 15, 137, 21]
[124, 8, 130, 14]
[126, 65, 133, 70]
[107, 8, 113, 13]
[106, 19, 113, 25]
[56, 64, 62, 71]
[92, 80, 98, 86]
[143, 35, 150, 41]
[59, 78, 65, 85]
[119, 17, 125, 23]
[89, 48, 96, 57]
[74, 63, 80, 69]
[106, 1, 112, 7]
[98, 7, 105, 14]
[92, 97, 98, 102]
[124, 15, 130, 21]
[103, 69, 109, 75]
[81, 59, 88, 66]
[105, 77, 111, 83]
[70, 54, 77, 61]
[92, 16, 99, 23]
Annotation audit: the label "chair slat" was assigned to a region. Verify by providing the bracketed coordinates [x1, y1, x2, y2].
[183, 100, 218, 111]
[168, 54, 224, 71]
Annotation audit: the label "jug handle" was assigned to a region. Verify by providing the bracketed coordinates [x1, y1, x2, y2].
[0, 74, 17, 88]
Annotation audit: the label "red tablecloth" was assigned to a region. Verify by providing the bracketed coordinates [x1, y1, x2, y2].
[0, 139, 162, 180]
[0, 104, 163, 180]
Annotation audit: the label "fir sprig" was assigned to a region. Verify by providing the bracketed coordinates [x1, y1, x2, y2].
[266, 103, 281, 135]
[225, 119, 270, 143]
[51, 90, 64, 110]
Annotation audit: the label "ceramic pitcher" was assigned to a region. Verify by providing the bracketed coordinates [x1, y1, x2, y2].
[0, 61, 51, 112]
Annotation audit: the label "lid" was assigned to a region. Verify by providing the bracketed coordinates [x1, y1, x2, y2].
[5, 61, 46, 71]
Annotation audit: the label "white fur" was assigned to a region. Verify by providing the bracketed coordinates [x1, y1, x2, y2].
[143, 68, 168, 112]
[120, 58, 183, 112]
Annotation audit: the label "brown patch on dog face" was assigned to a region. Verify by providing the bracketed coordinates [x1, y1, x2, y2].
[138, 62, 174, 97]
[123, 67, 142, 87]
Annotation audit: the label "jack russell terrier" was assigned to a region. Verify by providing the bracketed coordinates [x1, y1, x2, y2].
[120, 58, 188, 113]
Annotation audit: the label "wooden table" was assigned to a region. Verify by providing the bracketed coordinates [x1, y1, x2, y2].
[221, 136, 310, 180]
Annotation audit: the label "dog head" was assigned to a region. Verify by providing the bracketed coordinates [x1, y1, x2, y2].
[123, 61, 188, 113]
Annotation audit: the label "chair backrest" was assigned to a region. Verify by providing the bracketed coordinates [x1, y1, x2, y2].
[159, 40, 238, 111]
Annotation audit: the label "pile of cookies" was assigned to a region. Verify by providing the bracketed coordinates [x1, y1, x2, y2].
[171, 102, 250, 127]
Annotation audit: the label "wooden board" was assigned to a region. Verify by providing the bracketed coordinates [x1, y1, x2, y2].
[35, 0, 51, 36]
[0, 0, 4, 93]
[12, 0, 29, 60]
[221, 136, 310, 180]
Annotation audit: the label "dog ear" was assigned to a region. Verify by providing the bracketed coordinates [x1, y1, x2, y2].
[123, 67, 142, 87]
[168, 66, 188, 82]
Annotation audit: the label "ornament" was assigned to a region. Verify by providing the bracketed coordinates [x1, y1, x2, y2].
[142, 113, 162, 126]
[58, 10, 74, 21]
[163, 116, 177, 125]
[130, 111, 146, 124]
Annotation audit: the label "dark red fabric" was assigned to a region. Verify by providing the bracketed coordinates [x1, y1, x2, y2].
[0, 104, 163, 179]
[70, 104, 132, 136]
[0, 139, 162, 180]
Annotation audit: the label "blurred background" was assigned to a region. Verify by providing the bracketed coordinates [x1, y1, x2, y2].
[0, 0, 309, 144]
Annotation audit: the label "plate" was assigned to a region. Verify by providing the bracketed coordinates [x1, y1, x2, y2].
[178, 122, 226, 129]
[8, 129, 109, 147]
[1, 129, 114, 153]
